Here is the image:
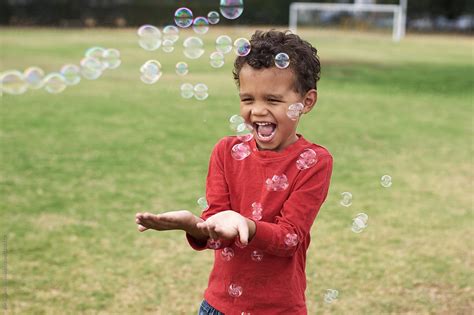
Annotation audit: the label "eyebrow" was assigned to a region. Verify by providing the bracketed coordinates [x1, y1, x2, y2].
[266, 94, 284, 99]
[239, 93, 253, 98]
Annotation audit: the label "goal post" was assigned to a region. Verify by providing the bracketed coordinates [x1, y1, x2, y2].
[289, 1, 407, 42]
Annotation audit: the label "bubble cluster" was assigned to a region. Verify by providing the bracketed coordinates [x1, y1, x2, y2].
[234, 38, 251, 56]
[192, 16, 209, 35]
[183, 36, 205, 59]
[85, 46, 108, 71]
[229, 114, 245, 131]
[380, 174, 392, 188]
[284, 233, 298, 247]
[287, 103, 304, 120]
[194, 83, 209, 101]
[220, 0, 244, 20]
[236, 123, 254, 142]
[137, 25, 162, 51]
[43, 73, 67, 94]
[296, 148, 318, 170]
[324, 289, 339, 304]
[251, 202, 263, 220]
[275, 52, 290, 69]
[265, 174, 289, 191]
[221, 247, 235, 261]
[207, 11, 221, 24]
[175, 62, 189, 76]
[231, 142, 251, 160]
[210, 51, 225, 68]
[228, 283, 243, 298]
[340, 192, 353, 207]
[174, 7, 193, 28]
[197, 197, 209, 211]
[180, 83, 194, 99]
[352, 213, 368, 233]
[216, 35, 233, 54]
[251, 250, 264, 262]
[140, 60, 162, 84]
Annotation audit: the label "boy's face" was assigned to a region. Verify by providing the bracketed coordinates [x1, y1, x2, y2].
[239, 64, 317, 152]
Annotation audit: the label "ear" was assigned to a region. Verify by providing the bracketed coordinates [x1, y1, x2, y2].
[302, 89, 317, 114]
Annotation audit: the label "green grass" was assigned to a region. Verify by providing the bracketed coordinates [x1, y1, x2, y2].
[0, 26, 472, 314]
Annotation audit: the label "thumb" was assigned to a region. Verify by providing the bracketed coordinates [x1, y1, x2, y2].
[237, 220, 249, 246]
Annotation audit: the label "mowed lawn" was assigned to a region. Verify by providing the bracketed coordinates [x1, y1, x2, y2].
[0, 26, 472, 314]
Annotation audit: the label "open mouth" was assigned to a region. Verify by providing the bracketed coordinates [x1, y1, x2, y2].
[253, 122, 277, 143]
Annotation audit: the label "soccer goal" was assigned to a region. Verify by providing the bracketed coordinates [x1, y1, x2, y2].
[289, 0, 407, 41]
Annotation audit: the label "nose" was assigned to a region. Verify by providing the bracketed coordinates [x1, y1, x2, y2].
[251, 101, 269, 117]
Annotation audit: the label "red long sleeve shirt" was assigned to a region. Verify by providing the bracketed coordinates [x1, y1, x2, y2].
[187, 135, 333, 314]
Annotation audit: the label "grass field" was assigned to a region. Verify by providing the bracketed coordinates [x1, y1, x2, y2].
[0, 26, 472, 314]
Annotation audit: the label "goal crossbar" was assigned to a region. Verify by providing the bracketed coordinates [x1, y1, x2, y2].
[289, 2, 407, 41]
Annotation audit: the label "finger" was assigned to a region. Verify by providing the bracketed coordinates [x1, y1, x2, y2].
[237, 221, 249, 246]
[207, 222, 219, 240]
[137, 224, 148, 232]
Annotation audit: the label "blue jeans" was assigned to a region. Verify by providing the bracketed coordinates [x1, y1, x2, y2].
[198, 300, 224, 315]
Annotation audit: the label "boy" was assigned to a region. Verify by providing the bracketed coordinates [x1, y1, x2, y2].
[135, 30, 333, 314]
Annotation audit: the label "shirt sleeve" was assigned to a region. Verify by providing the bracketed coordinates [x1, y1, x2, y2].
[248, 154, 333, 257]
[186, 138, 232, 250]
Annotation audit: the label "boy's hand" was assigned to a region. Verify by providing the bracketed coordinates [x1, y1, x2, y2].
[196, 210, 255, 246]
[135, 210, 202, 233]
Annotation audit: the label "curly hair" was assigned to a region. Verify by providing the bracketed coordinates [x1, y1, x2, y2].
[233, 30, 321, 95]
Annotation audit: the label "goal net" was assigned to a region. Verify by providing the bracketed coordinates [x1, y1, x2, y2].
[289, 1, 407, 41]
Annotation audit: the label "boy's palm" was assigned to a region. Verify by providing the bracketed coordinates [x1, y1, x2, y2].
[135, 210, 196, 232]
[197, 210, 249, 245]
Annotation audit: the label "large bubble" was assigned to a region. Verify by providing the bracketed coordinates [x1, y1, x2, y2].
[24, 66, 45, 90]
[183, 36, 204, 59]
[1, 70, 28, 95]
[60, 64, 81, 86]
[80, 57, 103, 80]
[43, 73, 67, 94]
[220, 0, 244, 20]
[140, 60, 162, 84]
[137, 25, 162, 51]
[174, 7, 193, 28]
[163, 25, 179, 43]
[103, 48, 121, 69]
[233, 38, 251, 56]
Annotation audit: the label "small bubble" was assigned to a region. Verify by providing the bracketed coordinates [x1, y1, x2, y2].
[265, 174, 289, 191]
[197, 197, 209, 211]
[274, 52, 290, 69]
[140, 60, 162, 84]
[162, 39, 174, 53]
[0, 70, 28, 95]
[324, 289, 339, 304]
[137, 25, 161, 51]
[210, 51, 225, 68]
[174, 7, 193, 28]
[231, 143, 251, 160]
[236, 123, 254, 142]
[24, 66, 45, 89]
[228, 283, 243, 297]
[207, 238, 222, 249]
[207, 11, 220, 24]
[287, 102, 304, 120]
[229, 114, 245, 131]
[234, 38, 251, 56]
[43, 73, 67, 94]
[194, 83, 208, 101]
[284, 233, 298, 247]
[216, 35, 233, 54]
[250, 250, 264, 262]
[163, 25, 179, 43]
[60, 64, 81, 86]
[103, 48, 121, 69]
[183, 36, 205, 59]
[175, 62, 189, 76]
[251, 202, 263, 221]
[340, 192, 352, 207]
[220, 0, 244, 20]
[192, 16, 209, 34]
[351, 213, 368, 233]
[381, 174, 392, 188]
[221, 247, 234, 261]
[296, 148, 317, 170]
[180, 83, 194, 99]
[80, 57, 103, 80]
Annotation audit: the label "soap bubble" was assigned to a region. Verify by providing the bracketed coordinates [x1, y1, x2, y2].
[216, 35, 233, 54]
[163, 25, 179, 43]
[251, 202, 263, 220]
[229, 114, 245, 131]
[207, 11, 220, 24]
[85, 46, 107, 70]
[175, 62, 189, 76]
[251, 250, 264, 262]
[210, 51, 225, 68]
[381, 175, 392, 188]
[324, 289, 339, 304]
[340, 192, 352, 207]
[137, 25, 162, 51]
[220, 0, 244, 20]
[60, 64, 81, 86]
[265, 174, 289, 191]
[351, 213, 368, 233]
[43, 73, 67, 94]
[192, 16, 209, 35]
[197, 197, 209, 211]
[80, 57, 103, 80]
[275, 52, 290, 69]
[236, 123, 254, 142]
[180, 83, 194, 99]
[231, 143, 251, 160]
[284, 233, 298, 247]
[221, 247, 234, 261]
[24, 66, 45, 90]
[174, 7, 193, 28]
[234, 38, 251, 56]
[228, 283, 243, 298]
[287, 102, 304, 120]
[103, 48, 121, 69]
[1, 70, 28, 95]
[296, 148, 317, 170]
[162, 39, 174, 53]
[183, 36, 204, 59]
[194, 83, 208, 101]
[140, 60, 162, 84]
